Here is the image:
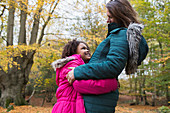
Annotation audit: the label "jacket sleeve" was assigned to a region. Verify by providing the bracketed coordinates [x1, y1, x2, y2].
[62, 60, 81, 78]
[73, 78, 117, 95]
[74, 31, 129, 80]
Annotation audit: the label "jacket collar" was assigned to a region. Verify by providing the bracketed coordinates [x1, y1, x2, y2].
[106, 22, 121, 37]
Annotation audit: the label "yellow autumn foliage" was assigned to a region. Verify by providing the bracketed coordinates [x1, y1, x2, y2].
[0, 39, 65, 73]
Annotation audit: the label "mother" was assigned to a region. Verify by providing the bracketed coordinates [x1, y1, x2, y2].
[67, 0, 148, 113]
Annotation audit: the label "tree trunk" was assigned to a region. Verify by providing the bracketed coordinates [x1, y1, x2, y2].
[18, 0, 27, 44]
[29, 3, 43, 45]
[7, 0, 15, 46]
[41, 95, 46, 107]
[129, 75, 132, 93]
[29, 13, 40, 44]
[138, 71, 143, 103]
[152, 83, 156, 106]
[0, 71, 33, 108]
[0, 80, 27, 108]
[139, 67, 146, 105]
[134, 75, 139, 105]
[0, 0, 59, 108]
[165, 83, 169, 105]
[143, 74, 149, 105]
[0, 52, 34, 108]
[158, 41, 169, 105]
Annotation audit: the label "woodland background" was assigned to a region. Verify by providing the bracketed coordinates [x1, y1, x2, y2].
[0, 0, 169, 112]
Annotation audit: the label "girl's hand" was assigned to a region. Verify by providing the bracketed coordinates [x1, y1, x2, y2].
[66, 67, 75, 84]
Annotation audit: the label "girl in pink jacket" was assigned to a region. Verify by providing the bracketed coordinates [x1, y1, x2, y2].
[51, 40, 118, 113]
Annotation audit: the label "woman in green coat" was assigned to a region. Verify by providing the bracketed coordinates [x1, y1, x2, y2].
[67, 0, 148, 113]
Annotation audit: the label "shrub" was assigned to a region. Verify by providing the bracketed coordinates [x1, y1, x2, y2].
[158, 106, 170, 113]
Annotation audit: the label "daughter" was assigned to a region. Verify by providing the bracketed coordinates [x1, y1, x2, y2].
[51, 39, 118, 113]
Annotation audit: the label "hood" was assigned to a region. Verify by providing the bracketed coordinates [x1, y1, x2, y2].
[51, 57, 75, 71]
[51, 54, 82, 86]
[125, 23, 144, 75]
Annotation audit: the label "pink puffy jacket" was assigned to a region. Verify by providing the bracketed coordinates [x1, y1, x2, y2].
[51, 54, 117, 113]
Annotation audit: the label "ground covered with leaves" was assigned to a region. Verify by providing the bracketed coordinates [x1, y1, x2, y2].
[0, 104, 161, 113]
[0, 95, 168, 113]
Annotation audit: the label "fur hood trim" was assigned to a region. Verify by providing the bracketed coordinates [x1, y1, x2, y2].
[125, 23, 144, 75]
[51, 57, 75, 71]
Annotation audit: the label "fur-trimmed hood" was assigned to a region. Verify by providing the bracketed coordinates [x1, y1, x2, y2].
[125, 23, 144, 75]
[51, 56, 75, 71]
[51, 54, 83, 86]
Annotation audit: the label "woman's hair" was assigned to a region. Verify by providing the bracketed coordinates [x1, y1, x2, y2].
[106, 0, 140, 28]
[62, 39, 90, 58]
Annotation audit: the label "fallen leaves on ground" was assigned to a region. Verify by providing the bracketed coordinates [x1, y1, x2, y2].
[115, 104, 159, 113]
[0, 105, 52, 113]
[0, 104, 160, 113]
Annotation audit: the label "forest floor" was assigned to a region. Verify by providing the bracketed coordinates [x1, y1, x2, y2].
[0, 95, 168, 113]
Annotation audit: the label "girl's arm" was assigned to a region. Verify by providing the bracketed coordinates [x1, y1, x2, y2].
[73, 79, 117, 95]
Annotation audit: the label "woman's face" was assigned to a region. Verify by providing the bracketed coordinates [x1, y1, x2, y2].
[106, 8, 115, 23]
[76, 43, 91, 62]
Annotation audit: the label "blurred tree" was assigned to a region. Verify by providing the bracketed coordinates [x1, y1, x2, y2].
[131, 0, 169, 106]
[66, 0, 107, 53]
[0, 0, 60, 108]
[118, 0, 169, 106]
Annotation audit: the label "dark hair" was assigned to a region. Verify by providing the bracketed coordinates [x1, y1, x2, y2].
[106, 0, 140, 28]
[62, 39, 90, 58]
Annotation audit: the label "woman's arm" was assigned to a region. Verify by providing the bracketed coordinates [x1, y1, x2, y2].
[73, 79, 117, 95]
[74, 30, 128, 80]
[63, 60, 118, 95]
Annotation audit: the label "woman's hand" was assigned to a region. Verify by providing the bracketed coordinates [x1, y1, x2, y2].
[66, 67, 75, 84]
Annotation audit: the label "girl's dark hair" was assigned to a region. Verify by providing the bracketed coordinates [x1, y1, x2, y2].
[62, 39, 90, 58]
[106, 0, 140, 28]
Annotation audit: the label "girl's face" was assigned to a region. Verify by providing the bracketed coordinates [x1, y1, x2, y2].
[106, 8, 115, 23]
[76, 43, 91, 62]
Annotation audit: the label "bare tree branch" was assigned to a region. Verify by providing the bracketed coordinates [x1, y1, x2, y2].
[1, 36, 8, 44]
[26, 89, 35, 103]
[52, 16, 89, 20]
[38, 0, 60, 45]
[41, 16, 46, 23]
[44, 33, 80, 36]
[0, 4, 6, 17]
[0, 17, 4, 37]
